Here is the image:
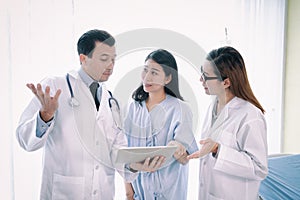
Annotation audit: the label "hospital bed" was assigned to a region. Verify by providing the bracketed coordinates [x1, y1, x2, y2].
[259, 154, 300, 199]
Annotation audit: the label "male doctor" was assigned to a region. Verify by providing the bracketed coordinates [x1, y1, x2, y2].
[16, 29, 163, 200]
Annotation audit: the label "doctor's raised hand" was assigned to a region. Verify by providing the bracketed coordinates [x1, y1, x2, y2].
[26, 83, 61, 122]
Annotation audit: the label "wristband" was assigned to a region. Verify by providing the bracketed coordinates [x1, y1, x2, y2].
[125, 164, 138, 173]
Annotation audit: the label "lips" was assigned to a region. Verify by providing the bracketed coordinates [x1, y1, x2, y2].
[144, 83, 152, 87]
[103, 70, 112, 75]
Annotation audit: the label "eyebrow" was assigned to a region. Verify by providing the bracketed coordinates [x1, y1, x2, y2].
[144, 65, 161, 72]
[100, 53, 117, 57]
[200, 65, 206, 74]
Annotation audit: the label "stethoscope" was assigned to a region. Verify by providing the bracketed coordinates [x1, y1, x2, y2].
[66, 73, 80, 107]
[66, 73, 122, 129]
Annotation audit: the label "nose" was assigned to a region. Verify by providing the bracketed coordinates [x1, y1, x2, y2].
[106, 60, 115, 69]
[200, 75, 204, 82]
[142, 71, 152, 81]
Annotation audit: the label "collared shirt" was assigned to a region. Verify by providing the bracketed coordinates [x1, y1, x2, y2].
[78, 68, 102, 102]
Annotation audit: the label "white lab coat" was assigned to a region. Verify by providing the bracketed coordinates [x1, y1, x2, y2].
[16, 70, 134, 200]
[198, 97, 268, 200]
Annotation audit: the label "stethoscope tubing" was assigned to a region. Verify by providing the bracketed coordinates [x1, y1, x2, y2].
[66, 73, 74, 98]
[66, 73, 80, 107]
[65, 73, 122, 129]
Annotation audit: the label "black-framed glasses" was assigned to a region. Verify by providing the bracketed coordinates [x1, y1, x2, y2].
[200, 73, 219, 81]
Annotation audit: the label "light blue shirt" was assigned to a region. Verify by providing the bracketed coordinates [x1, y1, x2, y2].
[36, 69, 102, 137]
[124, 95, 198, 200]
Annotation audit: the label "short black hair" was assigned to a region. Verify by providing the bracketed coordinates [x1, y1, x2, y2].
[77, 29, 115, 57]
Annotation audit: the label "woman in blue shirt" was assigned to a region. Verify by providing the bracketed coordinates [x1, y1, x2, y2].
[124, 49, 198, 200]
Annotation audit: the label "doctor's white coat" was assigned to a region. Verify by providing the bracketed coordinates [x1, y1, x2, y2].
[198, 97, 268, 200]
[16, 71, 133, 200]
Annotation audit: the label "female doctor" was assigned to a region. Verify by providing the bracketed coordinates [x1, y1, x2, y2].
[15, 29, 159, 200]
[188, 46, 268, 200]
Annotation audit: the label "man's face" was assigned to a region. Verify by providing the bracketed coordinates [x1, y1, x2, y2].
[80, 41, 116, 82]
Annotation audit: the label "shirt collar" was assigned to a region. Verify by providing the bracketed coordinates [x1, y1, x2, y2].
[78, 68, 102, 88]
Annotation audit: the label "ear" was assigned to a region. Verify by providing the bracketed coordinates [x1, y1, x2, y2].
[79, 54, 86, 65]
[223, 78, 231, 89]
[165, 74, 172, 85]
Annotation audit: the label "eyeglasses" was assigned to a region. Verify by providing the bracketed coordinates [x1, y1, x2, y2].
[200, 73, 220, 82]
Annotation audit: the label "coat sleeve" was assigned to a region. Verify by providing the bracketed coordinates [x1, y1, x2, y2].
[15, 77, 57, 151]
[214, 118, 268, 180]
[16, 97, 55, 151]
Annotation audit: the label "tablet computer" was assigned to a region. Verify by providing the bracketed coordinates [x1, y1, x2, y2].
[115, 146, 177, 164]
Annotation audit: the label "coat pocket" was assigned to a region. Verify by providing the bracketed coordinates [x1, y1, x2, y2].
[52, 173, 84, 200]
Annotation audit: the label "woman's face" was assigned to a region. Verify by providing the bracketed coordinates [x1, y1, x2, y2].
[200, 60, 224, 95]
[141, 59, 170, 94]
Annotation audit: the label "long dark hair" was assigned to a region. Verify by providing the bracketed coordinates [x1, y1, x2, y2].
[132, 49, 183, 102]
[207, 46, 265, 113]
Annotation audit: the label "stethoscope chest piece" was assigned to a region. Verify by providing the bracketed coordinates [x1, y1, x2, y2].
[69, 97, 80, 107]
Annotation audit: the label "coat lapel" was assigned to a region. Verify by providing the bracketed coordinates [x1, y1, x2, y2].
[70, 72, 112, 166]
[204, 97, 238, 141]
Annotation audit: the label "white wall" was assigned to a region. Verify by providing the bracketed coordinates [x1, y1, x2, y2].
[284, 0, 300, 153]
[0, 0, 286, 199]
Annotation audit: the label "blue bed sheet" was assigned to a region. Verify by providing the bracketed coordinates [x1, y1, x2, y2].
[259, 154, 300, 200]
